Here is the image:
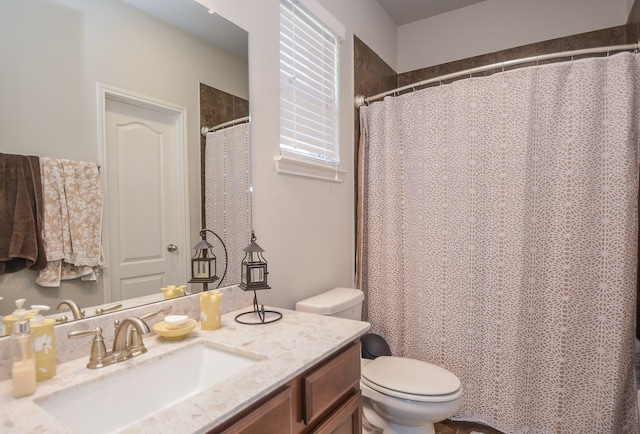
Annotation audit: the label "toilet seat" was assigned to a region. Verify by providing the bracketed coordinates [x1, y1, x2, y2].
[361, 356, 462, 403]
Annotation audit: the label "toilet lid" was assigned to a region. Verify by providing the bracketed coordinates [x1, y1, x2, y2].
[361, 356, 461, 396]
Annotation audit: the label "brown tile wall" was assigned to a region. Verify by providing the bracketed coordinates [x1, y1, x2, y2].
[199, 83, 249, 225]
[627, 0, 640, 43]
[398, 25, 627, 89]
[353, 35, 396, 157]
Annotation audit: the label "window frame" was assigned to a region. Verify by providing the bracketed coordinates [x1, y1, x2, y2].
[278, 0, 344, 181]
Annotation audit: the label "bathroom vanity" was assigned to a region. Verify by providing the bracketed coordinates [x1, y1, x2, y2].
[212, 340, 362, 433]
[0, 305, 369, 433]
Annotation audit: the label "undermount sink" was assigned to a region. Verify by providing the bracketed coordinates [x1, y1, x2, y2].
[36, 342, 260, 433]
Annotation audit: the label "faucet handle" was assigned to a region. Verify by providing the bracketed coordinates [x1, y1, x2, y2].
[68, 327, 112, 369]
[95, 303, 123, 315]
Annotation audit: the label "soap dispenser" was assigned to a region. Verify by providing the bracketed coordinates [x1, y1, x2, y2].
[30, 305, 56, 381]
[3, 299, 34, 336]
[11, 310, 36, 398]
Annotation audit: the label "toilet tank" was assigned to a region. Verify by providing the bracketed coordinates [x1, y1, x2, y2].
[295, 287, 364, 320]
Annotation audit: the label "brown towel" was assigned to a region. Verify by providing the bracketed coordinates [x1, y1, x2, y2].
[0, 153, 47, 274]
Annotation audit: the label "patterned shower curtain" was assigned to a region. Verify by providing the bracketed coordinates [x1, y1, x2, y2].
[359, 52, 639, 433]
[205, 123, 252, 287]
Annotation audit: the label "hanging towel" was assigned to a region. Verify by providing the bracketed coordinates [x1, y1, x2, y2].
[0, 153, 47, 274]
[37, 158, 105, 287]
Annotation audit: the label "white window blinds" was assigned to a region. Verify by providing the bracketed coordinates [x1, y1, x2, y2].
[279, 0, 339, 165]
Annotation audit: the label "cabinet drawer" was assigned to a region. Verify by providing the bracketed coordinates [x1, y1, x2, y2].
[302, 341, 361, 425]
[312, 391, 362, 434]
[216, 386, 292, 434]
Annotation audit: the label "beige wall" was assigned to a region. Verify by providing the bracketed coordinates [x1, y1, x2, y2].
[397, 0, 631, 73]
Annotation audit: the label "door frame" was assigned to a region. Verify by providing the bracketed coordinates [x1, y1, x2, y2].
[97, 83, 190, 303]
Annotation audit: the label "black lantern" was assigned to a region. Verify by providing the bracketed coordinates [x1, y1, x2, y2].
[235, 231, 281, 325]
[189, 238, 217, 282]
[239, 231, 270, 291]
[188, 229, 228, 288]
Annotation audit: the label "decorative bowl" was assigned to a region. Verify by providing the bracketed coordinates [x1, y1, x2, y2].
[153, 319, 197, 340]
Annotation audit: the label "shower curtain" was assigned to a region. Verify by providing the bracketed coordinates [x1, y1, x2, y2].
[359, 52, 639, 433]
[205, 123, 252, 286]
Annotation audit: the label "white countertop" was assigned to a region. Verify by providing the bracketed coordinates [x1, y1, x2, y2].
[0, 307, 370, 434]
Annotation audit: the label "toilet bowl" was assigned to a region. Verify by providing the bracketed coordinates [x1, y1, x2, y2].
[296, 288, 463, 434]
[360, 356, 462, 434]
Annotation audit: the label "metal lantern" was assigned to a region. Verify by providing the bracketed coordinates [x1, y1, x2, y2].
[235, 231, 281, 325]
[239, 231, 270, 291]
[189, 237, 218, 283]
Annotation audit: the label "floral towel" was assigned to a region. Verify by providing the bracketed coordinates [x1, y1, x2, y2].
[37, 158, 105, 287]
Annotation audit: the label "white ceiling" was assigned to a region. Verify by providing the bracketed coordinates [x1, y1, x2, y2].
[376, 0, 489, 25]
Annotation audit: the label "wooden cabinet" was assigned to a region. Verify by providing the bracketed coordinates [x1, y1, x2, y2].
[209, 340, 362, 434]
[216, 386, 293, 434]
[312, 391, 362, 434]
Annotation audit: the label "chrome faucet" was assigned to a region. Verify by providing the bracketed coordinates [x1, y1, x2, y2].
[112, 317, 151, 362]
[57, 299, 85, 320]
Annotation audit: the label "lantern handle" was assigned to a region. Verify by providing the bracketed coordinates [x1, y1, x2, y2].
[199, 229, 228, 288]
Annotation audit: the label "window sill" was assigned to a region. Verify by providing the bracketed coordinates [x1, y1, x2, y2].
[274, 154, 346, 183]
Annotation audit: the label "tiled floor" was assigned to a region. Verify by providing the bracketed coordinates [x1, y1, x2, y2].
[434, 419, 504, 434]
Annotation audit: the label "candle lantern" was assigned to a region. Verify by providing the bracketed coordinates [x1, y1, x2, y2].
[189, 233, 218, 284]
[235, 231, 281, 324]
[239, 232, 270, 291]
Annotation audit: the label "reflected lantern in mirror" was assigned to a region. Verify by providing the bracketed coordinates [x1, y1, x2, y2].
[189, 238, 218, 283]
[239, 232, 270, 291]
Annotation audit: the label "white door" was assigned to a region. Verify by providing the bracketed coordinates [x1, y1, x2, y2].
[103, 92, 188, 301]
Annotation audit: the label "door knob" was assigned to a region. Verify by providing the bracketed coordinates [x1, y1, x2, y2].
[167, 244, 177, 252]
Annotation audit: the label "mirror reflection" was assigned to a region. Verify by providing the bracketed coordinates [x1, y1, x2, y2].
[0, 0, 250, 336]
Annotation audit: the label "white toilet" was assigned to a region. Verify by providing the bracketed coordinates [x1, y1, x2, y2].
[296, 287, 462, 434]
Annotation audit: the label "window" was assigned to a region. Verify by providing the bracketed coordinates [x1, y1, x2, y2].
[279, 0, 340, 167]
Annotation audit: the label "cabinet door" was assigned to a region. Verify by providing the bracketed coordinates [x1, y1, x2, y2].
[217, 386, 292, 434]
[312, 391, 362, 434]
[302, 341, 361, 425]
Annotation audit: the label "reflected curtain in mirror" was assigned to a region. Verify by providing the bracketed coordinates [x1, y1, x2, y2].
[205, 123, 251, 287]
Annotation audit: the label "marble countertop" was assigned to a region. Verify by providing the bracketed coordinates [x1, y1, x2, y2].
[0, 306, 370, 434]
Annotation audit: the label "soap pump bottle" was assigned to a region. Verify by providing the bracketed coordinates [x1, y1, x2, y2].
[29, 305, 56, 381]
[11, 310, 36, 398]
[3, 299, 33, 336]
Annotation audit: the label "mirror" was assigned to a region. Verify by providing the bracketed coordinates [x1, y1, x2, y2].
[0, 0, 249, 335]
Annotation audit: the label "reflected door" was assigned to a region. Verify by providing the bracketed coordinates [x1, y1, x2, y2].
[104, 95, 187, 301]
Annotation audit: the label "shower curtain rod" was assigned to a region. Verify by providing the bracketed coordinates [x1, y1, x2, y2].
[201, 115, 250, 136]
[354, 42, 639, 108]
